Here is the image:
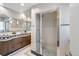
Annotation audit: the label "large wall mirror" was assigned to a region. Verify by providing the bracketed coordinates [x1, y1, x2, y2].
[25, 21, 31, 32]
[0, 14, 31, 33]
[0, 14, 9, 32]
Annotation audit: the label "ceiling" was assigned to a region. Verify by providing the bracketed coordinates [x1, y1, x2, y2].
[2, 3, 39, 13]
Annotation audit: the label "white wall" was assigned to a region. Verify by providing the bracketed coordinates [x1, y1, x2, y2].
[59, 4, 70, 56]
[70, 4, 79, 56]
[59, 4, 70, 24]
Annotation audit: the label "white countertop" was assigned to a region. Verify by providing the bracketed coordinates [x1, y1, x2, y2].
[0, 33, 31, 42]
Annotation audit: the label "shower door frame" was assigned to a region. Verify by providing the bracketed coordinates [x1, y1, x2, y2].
[39, 9, 59, 56]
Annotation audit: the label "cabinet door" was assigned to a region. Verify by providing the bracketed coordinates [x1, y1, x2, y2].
[25, 35, 31, 45]
[8, 39, 16, 53]
[28, 35, 31, 44]
[25, 36, 29, 45]
[15, 38, 22, 49]
[21, 37, 26, 46]
[0, 42, 9, 56]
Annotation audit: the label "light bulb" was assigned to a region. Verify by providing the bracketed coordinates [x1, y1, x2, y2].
[20, 3, 24, 6]
[10, 21, 12, 24]
[17, 21, 19, 24]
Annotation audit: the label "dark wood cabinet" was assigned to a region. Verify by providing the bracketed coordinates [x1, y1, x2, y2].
[0, 41, 9, 55]
[0, 34, 31, 56]
[25, 35, 31, 45]
[27, 35, 31, 44]
[9, 39, 16, 53]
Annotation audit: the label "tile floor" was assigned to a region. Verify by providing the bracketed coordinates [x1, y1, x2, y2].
[8, 45, 35, 56]
[7, 40, 70, 56]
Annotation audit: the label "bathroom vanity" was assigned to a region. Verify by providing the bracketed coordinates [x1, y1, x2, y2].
[0, 33, 31, 56]
[0, 6, 31, 56]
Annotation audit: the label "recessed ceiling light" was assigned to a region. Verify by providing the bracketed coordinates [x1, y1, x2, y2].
[20, 3, 24, 6]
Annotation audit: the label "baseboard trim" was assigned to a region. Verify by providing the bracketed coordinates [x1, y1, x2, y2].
[31, 50, 43, 56]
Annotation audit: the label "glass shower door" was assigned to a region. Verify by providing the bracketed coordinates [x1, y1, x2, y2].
[41, 11, 57, 56]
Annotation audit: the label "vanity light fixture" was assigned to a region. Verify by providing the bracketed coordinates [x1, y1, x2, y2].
[9, 18, 13, 24]
[17, 20, 19, 24]
[20, 3, 24, 6]
[10, 20, 12, 24]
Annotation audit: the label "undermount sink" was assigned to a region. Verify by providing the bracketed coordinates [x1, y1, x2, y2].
[0, 35, 16, 40]
[0, 32, 27, 40]
[0, 36, 10, 39]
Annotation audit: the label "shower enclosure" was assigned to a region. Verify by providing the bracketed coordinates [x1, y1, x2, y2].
[31, 4, 70, 56]
[31, 8, 58, 56]
[41, 11, 58, 56]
